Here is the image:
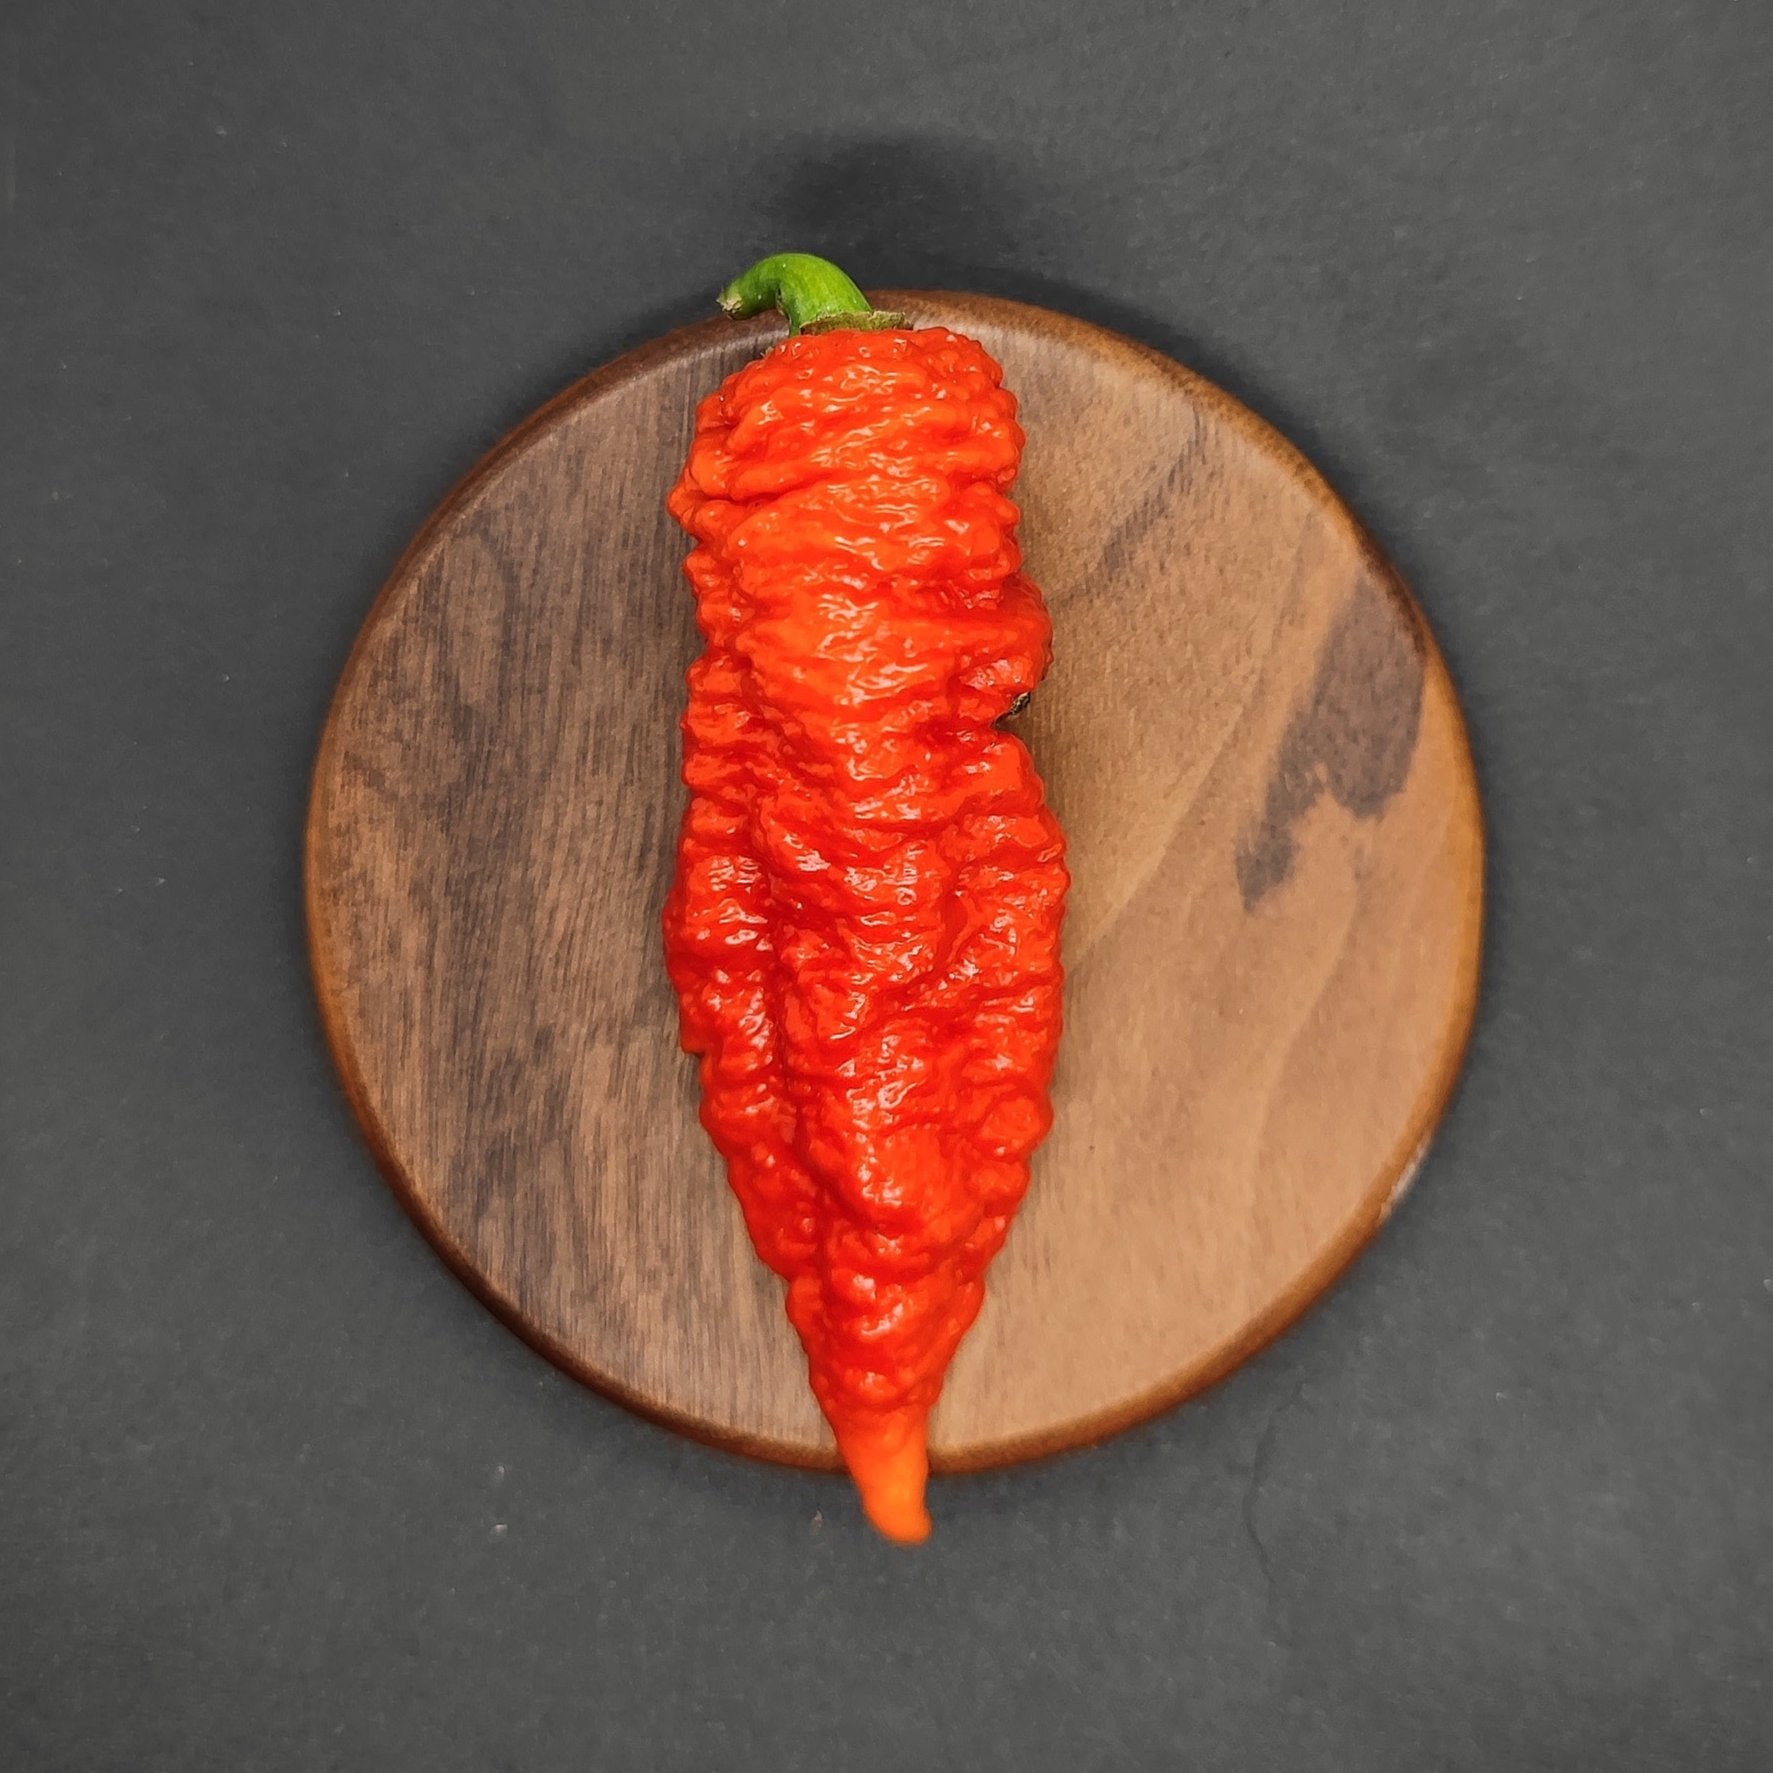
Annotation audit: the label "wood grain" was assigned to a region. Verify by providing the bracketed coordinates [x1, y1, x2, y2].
[305, 293, 1483, 1471]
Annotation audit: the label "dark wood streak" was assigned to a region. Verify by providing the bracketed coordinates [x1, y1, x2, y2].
[306, 293, 1484, 1475]
[1093, 442, 1197, 585]
[1236, 567, 1428, 909]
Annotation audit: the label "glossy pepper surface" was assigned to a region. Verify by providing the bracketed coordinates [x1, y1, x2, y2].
[662, 255, 1068, 1541]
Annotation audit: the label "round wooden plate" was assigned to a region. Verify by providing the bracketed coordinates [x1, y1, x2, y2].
[307, 293, 1483, 1472]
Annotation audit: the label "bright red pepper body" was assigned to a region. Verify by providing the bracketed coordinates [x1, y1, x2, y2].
[663, 319, 1067, 1540]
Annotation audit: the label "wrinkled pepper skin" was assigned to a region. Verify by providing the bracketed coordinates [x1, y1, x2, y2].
[663, 316, 1068, 1541]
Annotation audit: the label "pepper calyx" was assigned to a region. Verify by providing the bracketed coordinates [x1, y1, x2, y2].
[717, 251, 906, 335]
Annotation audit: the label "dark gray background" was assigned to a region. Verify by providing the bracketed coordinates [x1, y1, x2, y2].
[4, 1, 1769, 1766]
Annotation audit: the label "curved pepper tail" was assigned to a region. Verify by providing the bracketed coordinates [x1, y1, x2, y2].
[837, 1413, 932, 1544]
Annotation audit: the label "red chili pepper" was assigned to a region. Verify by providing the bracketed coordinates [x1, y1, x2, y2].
[663, 254, 1068, 1540]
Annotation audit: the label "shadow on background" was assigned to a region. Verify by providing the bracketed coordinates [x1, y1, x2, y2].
[768, 133, 1212, 351]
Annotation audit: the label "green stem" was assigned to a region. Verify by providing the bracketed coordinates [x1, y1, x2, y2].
[717, 252, 906, 335]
